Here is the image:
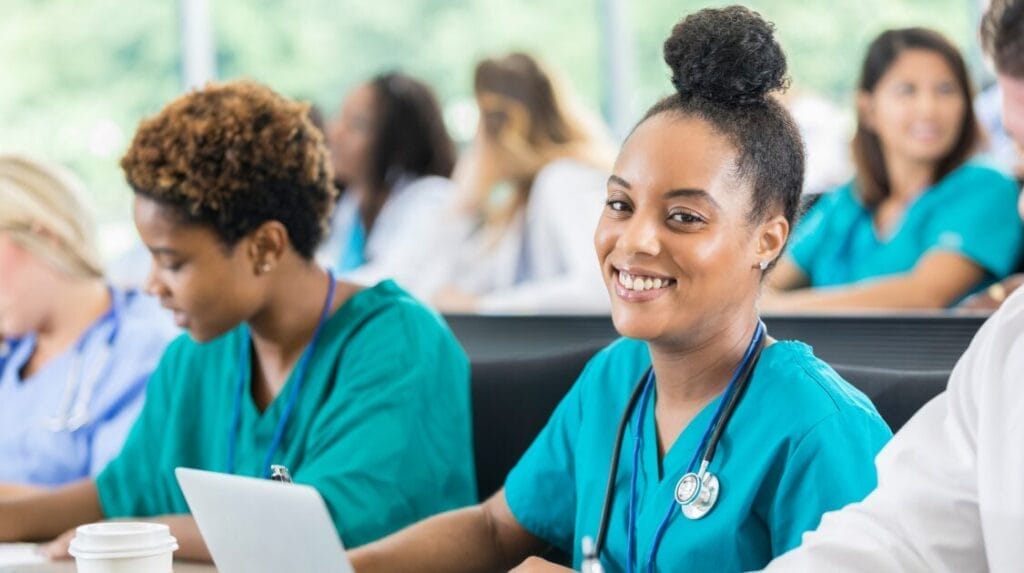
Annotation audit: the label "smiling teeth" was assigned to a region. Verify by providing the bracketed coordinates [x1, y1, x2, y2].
[618, 270, 673, 291]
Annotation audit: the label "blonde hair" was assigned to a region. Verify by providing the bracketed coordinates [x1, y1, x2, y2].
[472, 53, 615, 228]
[0, 154, 103, 279]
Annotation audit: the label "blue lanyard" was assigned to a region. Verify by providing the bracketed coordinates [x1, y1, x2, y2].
[625, 322, 765, 573]
[225, 273, 337, 477]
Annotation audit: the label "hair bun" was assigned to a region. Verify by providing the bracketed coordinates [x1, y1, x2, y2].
[664, 6, 789, 106]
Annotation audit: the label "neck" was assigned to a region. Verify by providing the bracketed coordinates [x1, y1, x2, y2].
[884, 155, 934, 203]
[249, 260, 332, 365]
[29, 277, 110, 373]
[647, 313, 760, 410]
[246, 259, 342, 406]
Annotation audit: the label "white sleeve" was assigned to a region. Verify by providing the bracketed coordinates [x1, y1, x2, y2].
[343, 178, 459, 295]
[477, 161, 610, 314]
[760, 302, 1018, 572]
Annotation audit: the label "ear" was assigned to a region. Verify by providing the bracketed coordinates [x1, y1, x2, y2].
[856, 91, 876, 132]
[753, 214, 789, 271]
[246, 221, 290, 276]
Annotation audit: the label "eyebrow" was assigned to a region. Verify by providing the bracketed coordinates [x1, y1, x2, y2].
[608, 174, 632, 189]
[608, 175, 721, 210]
[664, 188, 721, 210]
[148, 247, 180, 256]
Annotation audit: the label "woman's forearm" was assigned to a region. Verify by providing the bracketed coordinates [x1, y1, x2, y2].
[0, 479, 103, 541]
[351, 495, 544, 573]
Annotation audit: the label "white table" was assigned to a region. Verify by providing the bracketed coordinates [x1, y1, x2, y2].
[0, 561, 215, 572]
[0, 543, 216, 572]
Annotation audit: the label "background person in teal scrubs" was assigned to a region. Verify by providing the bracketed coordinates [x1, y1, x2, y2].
[349, 7, 891, 573]
[766, 28, 1023, 311]
[0, 80, 476, 562]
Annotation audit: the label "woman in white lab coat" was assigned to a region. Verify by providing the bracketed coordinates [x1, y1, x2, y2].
[425, 53, 616, 314]
[319, 72, 457, 286]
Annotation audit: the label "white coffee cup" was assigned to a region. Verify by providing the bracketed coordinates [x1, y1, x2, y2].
[68, 522, 178, 573]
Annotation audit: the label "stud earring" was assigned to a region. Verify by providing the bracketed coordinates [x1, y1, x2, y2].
[259, 263, 271, 274]
[758, 260, 770, 271]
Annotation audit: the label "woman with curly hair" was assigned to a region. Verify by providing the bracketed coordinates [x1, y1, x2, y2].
[349, 7, 890, 573]
[0, 80, 476, 561]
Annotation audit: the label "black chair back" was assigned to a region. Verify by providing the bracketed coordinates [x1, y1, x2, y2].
[833, 365, 949, 432]
[470, 347, 596, 501]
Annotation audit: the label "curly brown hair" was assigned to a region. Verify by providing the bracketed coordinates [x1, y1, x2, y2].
[121, 80, 336, 258]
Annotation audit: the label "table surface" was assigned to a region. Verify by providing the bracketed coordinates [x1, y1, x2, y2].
[0, 556, 216, 572]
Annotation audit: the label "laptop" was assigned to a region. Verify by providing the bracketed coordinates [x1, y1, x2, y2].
[176, 467, 354, 573]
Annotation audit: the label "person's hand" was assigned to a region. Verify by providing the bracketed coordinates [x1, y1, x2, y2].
[453, 137, 504, 215]
[509, 556, 576, 573]
[433, 287, 480, 314]
[42, 526, 75, 560]
[959, 274, 1024, 311]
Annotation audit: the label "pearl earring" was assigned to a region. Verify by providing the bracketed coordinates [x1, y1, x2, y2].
[758, 260, 769, 271]
[259, 263, 271, 273]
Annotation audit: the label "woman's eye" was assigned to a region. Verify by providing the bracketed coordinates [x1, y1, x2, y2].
[894, 83, 915, 96]
[159, 260, 183, 272]
[606, 200, 630, 212]
[669, 211, 705, 224]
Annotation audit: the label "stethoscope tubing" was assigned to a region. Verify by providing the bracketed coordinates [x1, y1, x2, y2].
[592, 320, 766, 565]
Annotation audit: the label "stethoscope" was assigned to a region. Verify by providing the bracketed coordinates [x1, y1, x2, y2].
[582, 321, 766, 573]
[0, 289, 122, 433]
[225, 272, 336, 478]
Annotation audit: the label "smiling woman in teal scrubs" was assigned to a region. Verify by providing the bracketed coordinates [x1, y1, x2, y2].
[766, 28, 1022, 311]
[349, 7, 891, 573]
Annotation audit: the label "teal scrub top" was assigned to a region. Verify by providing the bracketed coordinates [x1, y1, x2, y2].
[504, 338, 892, 572]
[97, 280, 476, 548]
[789, 161, 1022, 295]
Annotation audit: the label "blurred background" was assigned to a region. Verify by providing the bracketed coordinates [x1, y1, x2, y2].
[1, 0, 984, 262]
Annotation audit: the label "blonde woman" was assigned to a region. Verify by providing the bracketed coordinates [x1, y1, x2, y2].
[425, 53, 616, 314]
[0, 155, 176, 492]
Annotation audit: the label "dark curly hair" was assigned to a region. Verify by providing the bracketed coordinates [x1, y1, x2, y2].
[121, 80, 336, 259]
[982, 0, 1024, 78]
[642, 5, 804, 253]
[852, 28, 980, 208]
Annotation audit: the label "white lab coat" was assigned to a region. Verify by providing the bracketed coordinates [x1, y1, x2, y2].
[761, 288, 1024, 572]
[413, 158, 610, 314]
[317, 174, 454, 288]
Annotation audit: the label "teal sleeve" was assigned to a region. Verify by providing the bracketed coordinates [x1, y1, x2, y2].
[503, 368, 586, 553]
[95, 335, 184, 518]
[295, 305, 475, 548]
[787, 191, 839, 277]
[767, 411, 891, 557]
[924, 169, 1023, 277]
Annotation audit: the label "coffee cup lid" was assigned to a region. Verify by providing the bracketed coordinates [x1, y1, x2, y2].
[69, 522, 179, 560]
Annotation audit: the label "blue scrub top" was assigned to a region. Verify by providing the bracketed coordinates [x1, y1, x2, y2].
[788, 161, 1023, 296]
[504, 338, 892, 573]
[0, 288, 177, 486]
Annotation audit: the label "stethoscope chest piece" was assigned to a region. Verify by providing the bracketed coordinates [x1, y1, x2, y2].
[674, 471, 719, 520]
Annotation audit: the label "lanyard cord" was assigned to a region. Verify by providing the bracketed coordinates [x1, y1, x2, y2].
[226, 273, 337, 477]
[625, 370, 656, 571]
[627, 321, 766, 573]
[593, 367, 651, 558]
